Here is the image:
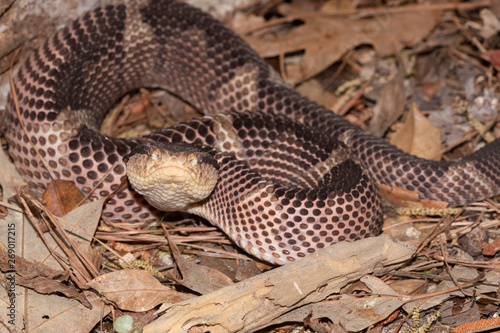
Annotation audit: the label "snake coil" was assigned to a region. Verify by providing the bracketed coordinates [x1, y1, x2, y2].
[2, 0, 499, 264]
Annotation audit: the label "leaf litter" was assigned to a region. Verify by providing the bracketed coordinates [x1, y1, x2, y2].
[0, 0, 499, 332]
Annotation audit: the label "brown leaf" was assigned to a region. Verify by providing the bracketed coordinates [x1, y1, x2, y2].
[26, 293, 109, 333]
[73, 241, 103, 274]
[377, 183, 420, 205]
[296, 79, 340, 110]
[0, 249, 91, 308]
[378, 184, 449, 208]
[482, 236, 500, 256]
[58, 198, 105, 243]
[390, 102, 442, 160]
[360, 275, 400, 296]
[388, 279, 427, 295]
[242, 11, 440, 84]
[171, 258, 234, 294]
[368, 59, 406, 137]
[146, 236, 414, 332]
[482, 50, 500, 71]
[87, 270, 193, 312]
[42, 179, 87, 217]
[198, 254, 262, 282]
[320, 0, 356, 13]
[164, 230, 234, 294]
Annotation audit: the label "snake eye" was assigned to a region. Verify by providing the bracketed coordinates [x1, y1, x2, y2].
[188, 156, 198, 165]
[148, 147, 160, 160]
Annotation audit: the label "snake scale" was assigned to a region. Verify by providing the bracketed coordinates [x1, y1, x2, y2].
[2, 0, 499, 264]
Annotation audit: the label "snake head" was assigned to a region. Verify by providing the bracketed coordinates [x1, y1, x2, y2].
[125, 142, 219, 212]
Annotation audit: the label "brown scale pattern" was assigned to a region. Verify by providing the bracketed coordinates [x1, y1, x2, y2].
[1, 0, 499, 263]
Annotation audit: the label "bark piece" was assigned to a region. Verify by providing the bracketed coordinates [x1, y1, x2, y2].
[144, 235, 414, 333]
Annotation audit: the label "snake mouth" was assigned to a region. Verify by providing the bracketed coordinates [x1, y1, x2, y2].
[125, 142, 219, 212]
[143, 165, 206, 186]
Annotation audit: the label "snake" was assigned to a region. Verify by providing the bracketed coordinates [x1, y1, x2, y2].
[2, 0, 499, 265]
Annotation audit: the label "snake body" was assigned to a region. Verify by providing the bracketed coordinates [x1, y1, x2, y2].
[2, 0, 499, 264]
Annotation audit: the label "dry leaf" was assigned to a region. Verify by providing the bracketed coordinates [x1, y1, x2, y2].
[378, 184, 449, 208]
[165, 230, 234, 294]
[57, 198, 105, 243]
[388, 279, 427, 295]
[146, 236, 414, 332]
[275, 295, 406, 333]
[27, 293, 109, 333]
[0, 150, 112, 330]
[229, 11, 265, 34]
[320, 0, 356, 12]
[360, 275, 399, 296]
[198, 254, 262, 282]
[403, 266, 479, 313]
[482, 236, 500, 256]
[368, 59, 406, 137]
[0, 249, 90, 308]
[242, 11, 440, 84]
[88, 270, 194, 312]
[42, 179, 87, 217]
[73, 241, 103, 274]
[377, 183, 420, 205]
[482, 50, 500, 71]
[296, 79, 340, 110]
[171, 258, 234, 294]
[390, 102, 442, 160]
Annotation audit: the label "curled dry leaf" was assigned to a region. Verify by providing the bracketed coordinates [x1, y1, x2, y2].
[164, 230, 234, 294]
[0, 249, 91, 308]
[390, 102, 442, 160]
[42, 179, 87, 217]
[242, 11, 440, 84]
[88, 269, 194, 312]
